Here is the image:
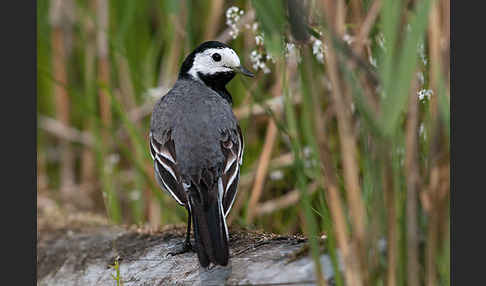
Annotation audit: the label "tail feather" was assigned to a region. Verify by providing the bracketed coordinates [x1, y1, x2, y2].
[189, 180, 229, 267]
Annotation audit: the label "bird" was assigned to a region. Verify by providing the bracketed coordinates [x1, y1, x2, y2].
[149, 41, 254, 267]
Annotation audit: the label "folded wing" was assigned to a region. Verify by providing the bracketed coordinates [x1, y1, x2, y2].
[220, 126, 244, 217]
[149, 131, 187, 206]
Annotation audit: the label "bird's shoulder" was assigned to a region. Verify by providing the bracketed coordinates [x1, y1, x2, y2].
[151, 79, 236, 132]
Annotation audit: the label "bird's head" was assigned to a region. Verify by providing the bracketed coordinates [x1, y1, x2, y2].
[179, 41, 254, 86]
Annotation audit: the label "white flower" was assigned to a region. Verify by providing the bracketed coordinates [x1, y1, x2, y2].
[303, 146, 312, 158]
[343, 34, 355, 45]
[418, 89, 433, 102]
[269, 170, 284, 181]
[252, 22, 259, 32]
[312, 38, 326, 63]
[255, 34, 264, 46]
[250, 49, 272, 74]
[226, 6, 244, 39]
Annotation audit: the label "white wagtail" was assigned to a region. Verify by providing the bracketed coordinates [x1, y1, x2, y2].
[149, 41, 254, 267]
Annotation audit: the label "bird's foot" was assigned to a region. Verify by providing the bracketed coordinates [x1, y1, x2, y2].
[167, 241, 196, 257]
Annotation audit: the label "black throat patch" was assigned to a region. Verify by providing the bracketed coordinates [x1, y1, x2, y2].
[197, 71, 236, 105]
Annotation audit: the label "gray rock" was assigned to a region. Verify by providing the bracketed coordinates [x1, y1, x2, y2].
[37, 226, 339, 285]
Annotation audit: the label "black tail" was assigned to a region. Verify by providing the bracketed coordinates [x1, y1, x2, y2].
[189, 183, 229, 267]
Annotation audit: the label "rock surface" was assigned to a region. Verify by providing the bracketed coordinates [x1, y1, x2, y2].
[37, 224, 338, 285]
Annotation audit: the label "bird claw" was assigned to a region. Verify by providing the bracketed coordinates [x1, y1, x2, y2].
[166, 241, 196, 257]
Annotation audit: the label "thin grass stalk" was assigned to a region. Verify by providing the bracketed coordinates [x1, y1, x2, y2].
[229, 152, 294, 224]
[383, 151, 397, 286]
[282, 59, 325, 286]
[49, 0, 75, 198]
[246, 76, 282, 224]
[355, 0, 382, 54]
[318, 191, 344, 286]
[349, 0, 363, 30]
[159, 7, 185, 87]
[380, 0, 403, 102]
[203, 0, 223, 40]
[320, 1, 368, 281]
[348, 0, 382, 122]
[298, 48, 341, 286]
[380, 0, 431, 135]
[327, 55, 368, 273]
[428, 0, 441, 124]
[440, 0, 450, 79]
[94, 0, 123, 223]
[314, 105, 361, 286]
[425, 168, 439, 286]
[92, 105, 122, 223]
[37, 142, 48, 194]
[246, 118, 278, 223]
[425, 3, 442, 285]
[308, 67, 349, 286]
[405, 77, 420, 286]
[114, 53, 147, 225]
[335, 0, 346, 36]
[96, 0, 112, 143]
[254, 183, 318, 216]
[80, 0, 98, 206]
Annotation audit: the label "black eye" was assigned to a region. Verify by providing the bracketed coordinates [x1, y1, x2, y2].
[212, 53, 221, 62]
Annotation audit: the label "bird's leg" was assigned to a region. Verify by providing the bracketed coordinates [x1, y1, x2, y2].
[167, 208, 196, 256]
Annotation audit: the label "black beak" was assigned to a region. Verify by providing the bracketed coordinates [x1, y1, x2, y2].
[234, 65, 255, 77]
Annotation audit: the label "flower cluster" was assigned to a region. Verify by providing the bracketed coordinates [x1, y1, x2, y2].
[226, 6, 244, 39]
[311, 37, 327, 63]
[418, 89, 433, 102]
[247, 21, 276, 74]
[250, 49, 272, 74]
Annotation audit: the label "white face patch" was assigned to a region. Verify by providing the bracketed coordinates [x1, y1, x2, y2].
[188, 47, 241, 80]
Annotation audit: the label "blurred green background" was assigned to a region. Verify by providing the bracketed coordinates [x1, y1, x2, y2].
[37, 0, 450, 285]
